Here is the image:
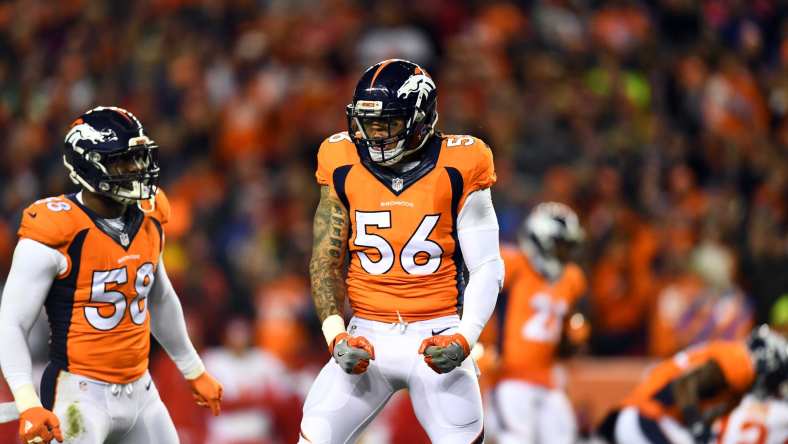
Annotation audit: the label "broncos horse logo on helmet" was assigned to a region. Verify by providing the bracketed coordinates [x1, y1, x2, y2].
[346, 59, 438, 166]
[63, 106, 159, 205]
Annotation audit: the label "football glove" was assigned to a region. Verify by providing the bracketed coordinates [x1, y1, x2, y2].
[330, 332, 375, 374]
[419, 333, 470, 374]
[19, 407, 63, 444]
[188, 371, 223, 416]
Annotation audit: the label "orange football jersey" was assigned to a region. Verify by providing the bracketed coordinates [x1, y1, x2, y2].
[315, 132, 496, 323]
[622, 340, 756, 421]
[498, 245, 586, 387]
[17, 189, 170, 384]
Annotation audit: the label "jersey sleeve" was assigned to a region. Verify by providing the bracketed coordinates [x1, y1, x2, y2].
[468, 139, 496, 193]
[316, 139, 333, 187]
[150, 188, 171, 226]
[17, 199, 72, 249]
[710, 342, 757, 394]
[315, 133, 358, 202]
[316, 133, 354, 187]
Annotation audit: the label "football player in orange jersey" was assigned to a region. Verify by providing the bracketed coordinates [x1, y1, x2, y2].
[298, 59, 504, 444]
[598, 326, 788, 444]
[489, 202, 586, 444]
[0, 107, 223, 444]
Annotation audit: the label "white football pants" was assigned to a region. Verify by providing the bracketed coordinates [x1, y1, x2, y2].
[613, 406, 693, 444]
[490, 379, 576, 444]
[298, 315, 484, 444]
[44, 368, 178, 444]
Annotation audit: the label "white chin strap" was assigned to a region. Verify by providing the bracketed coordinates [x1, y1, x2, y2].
[114, 180, 152, 202]
[369, 139, 407, 166]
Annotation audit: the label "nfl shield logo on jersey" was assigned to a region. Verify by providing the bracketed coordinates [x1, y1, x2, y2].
[120, 232, 130, 247]
[392, 177, 403, 192]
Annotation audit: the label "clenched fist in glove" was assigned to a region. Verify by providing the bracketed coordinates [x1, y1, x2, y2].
[19, 406, 63, 444]
[419, 333, 470, 374]
[330, 332, 375, 374]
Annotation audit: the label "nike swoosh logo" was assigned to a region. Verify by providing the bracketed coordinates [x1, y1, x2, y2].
[28, 212, 37, 218]
[431, 327, 451, 336]
[146, 380, 152, 390]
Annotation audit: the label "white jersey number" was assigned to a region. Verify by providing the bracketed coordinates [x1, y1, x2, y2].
[85, 263, 155, 330]
[35, 197, 72, 212]
[355, 211, 443, 275]
[522, 292, 567, 343]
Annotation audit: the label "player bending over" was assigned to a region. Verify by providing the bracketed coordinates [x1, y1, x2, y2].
[598, 325, 788, 444]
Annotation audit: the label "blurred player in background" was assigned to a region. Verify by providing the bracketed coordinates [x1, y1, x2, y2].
[0, 107, 223, 444]
[489, 202, 587, 444]
[713, 391, 788, 444]
[598, 325, 788, 444]
[714, 306, 788, 444]
[299, 59, 504, 444]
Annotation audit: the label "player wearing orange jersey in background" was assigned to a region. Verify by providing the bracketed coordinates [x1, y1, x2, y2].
[487, 202, 587, 444]
[598, 326, 788, 444]
[0, 107, 222, 444]
[299, 59, 504, 444]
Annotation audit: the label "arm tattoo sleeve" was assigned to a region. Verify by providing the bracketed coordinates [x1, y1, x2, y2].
[309, 186, 350, 322]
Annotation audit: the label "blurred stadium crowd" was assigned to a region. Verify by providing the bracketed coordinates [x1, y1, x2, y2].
[1, 0, 788, 443]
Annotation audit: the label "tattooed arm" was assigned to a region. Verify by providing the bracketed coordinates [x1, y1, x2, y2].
[310, 185, 350, 323]
[310, 186, 375, 372]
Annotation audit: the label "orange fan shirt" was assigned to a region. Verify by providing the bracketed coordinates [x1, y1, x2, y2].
[315, 132, 496, 323]
[17, 189, 171, 383]
[622, 340, 756, 421]
[499, 245, 586, 388]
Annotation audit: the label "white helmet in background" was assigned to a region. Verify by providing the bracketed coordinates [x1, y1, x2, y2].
[518, 202, 584, 280]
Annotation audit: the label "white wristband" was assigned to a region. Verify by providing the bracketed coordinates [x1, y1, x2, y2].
[12, 383, 42, 413]
[321, 314, 346, 346]
[183, 361, 206, 380]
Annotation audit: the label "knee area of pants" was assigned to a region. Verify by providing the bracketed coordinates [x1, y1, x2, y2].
[300, 417, 332, 444]
[436, 373, 482, 427]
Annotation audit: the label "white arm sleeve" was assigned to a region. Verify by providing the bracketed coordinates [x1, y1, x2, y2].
[148, 257, 205, 379]
[456, 188, 504, 347]
[0, 239, 65, 408]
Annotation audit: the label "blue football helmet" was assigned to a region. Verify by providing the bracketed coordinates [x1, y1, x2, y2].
[747, 325, 788, 397]
[63, 106, 159, 204]
[346, 59, 438, 166]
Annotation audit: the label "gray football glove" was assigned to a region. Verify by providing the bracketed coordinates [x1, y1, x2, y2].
[330, 333, 375, 374]
[419, 333, 470, 374]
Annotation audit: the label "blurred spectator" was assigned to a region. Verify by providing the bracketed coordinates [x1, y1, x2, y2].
[649, 240, 753, 357]
[203, 316, 300, 444]
[152, 312, 208, 444]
